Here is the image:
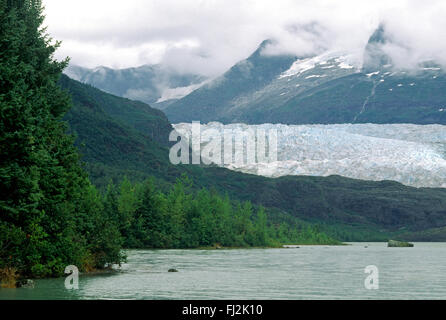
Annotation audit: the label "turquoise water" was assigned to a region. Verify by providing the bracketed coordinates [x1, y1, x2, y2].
[1, 242, 446, 300]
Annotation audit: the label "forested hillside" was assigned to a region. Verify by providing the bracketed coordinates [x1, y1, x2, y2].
[60, 75, 446, 241]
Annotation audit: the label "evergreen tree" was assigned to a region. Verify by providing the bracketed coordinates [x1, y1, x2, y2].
[117, 177, 141, 245]
[254, 207, 268, 246]
[134, 178, 170, 248]
[0, 0, 124, 280]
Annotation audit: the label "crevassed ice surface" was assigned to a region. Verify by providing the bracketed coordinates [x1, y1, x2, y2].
[173, 123, 446, 188]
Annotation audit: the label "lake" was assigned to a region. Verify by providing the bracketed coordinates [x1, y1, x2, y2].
[1, 242, 446, 300]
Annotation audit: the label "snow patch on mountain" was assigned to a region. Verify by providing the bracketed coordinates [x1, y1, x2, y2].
[279, 57, 318, 78]
[157, 81, 209, 103]
[279, 52, 360, 79]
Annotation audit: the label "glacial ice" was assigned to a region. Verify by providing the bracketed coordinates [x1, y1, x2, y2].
[173, 123, 446, 188]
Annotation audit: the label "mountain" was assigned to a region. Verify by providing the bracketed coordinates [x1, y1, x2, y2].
[362, 24, 392, 72]
[165, 40, 298, 123]
[165, 28, 446, 125]
[60, 75, 446, 241]
[64, 64, 208, 109]
[59, 74, 177, 186]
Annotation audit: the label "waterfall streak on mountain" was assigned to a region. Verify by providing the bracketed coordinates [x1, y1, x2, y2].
[353, 79, 380, 123]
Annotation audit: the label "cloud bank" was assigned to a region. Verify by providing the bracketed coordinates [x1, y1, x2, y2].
[43, 0, 446, 76]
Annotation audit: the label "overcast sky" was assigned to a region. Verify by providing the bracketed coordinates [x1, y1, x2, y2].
[43, 0, 446, 76]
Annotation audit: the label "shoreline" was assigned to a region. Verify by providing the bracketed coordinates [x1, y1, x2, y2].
[2, 242, 437, 288]
[123, 242, 346, 251]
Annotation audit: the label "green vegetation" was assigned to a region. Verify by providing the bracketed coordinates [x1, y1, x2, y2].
[0, 0, 124, 283]
[60, 74, 173, 148]
[396, 226, 446, 242]
[60, 73, 176, 187]
[105, 175, 339, 249]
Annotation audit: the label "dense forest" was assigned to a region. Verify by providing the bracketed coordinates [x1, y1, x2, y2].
[100, 175, 338, 249]
[0, 1, 337, 287]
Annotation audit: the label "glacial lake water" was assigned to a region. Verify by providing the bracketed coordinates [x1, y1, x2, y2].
[1, 242, 446, 300]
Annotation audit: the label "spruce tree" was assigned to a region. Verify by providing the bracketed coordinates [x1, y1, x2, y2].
[0, 0, 123, 279]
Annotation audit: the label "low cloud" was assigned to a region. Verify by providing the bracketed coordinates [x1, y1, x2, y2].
[43, 0, 446, 76]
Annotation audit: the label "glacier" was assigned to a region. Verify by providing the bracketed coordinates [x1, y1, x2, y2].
[173, 123, 446, 188]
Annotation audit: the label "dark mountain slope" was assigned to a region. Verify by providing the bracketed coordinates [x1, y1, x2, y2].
[268, 71, 446, 124]
[165, 40, 297, 123]
[60, 74, 172, 147]
[60, 75, 180, 186]
[165, 28, 446, 125]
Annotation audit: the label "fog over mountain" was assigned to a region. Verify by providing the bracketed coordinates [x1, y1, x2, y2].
[165, 28, 446, 124]
[64, 64, 208, 108]
[44, 0, 446, 77]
